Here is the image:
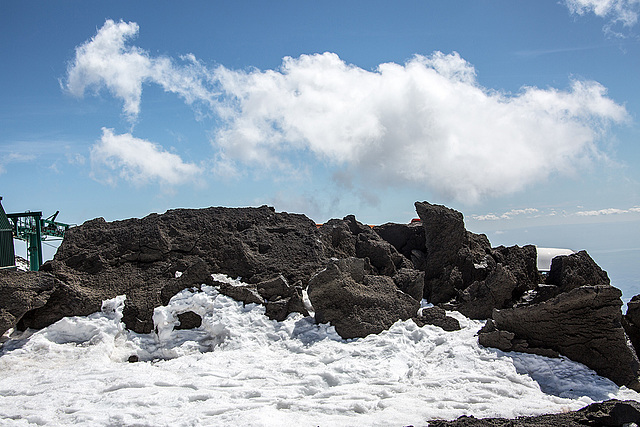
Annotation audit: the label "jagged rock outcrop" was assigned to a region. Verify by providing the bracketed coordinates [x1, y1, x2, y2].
[31, 206, 329, 333]
[427, 399, 640, 426]
[415, 201, 470, 303]
[3, 206, 431, 337]
[0, 270, 66, 336]
[373, 221, 427, 270]
[307, 257, 420, 339]
[455, 264, 519, 320]
[479, 285, 640, 391]
[318, 215, 410, 276]
[2, 200, 637, 398]
[414, 201, 540, 318]
[392, 268, 425, 302]
[623, 294, 640, 357]
[214, 274, 310, 321]
[547, 250, 610, 292]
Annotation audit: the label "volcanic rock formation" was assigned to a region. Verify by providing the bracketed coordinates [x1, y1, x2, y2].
[478, 251, 640, 391]
[0, 201, 638, 392]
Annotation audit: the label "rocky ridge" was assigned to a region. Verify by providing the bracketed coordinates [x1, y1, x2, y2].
[1, 201, 639, 398]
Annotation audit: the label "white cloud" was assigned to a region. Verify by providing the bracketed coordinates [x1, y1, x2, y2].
[65, 19, 215, 121]
[474, 206, 640, 221]
[90, 128, 201, 185]
[575, 207, 633, 215]
[68, 20, 629, 203]
[565, 0, 640, 31]
[473, 208, 540, 221]
[472, 214, 502, 221]
[211, 52, 628, 203]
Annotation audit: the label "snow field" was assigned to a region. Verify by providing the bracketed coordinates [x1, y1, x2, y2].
[0, 278, 638, 426]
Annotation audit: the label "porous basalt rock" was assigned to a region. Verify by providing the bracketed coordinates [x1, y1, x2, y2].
[414, 201, 539, 317]
[455, 264, 519, 320]
[478, 285, 640, 391]
[546, 250, 610, 293]
[307, 257, 420, 339]
[412, 306, 460, 331]
[318, 215, 410, 276]
[373, 221, 427, 269]
[175, 311, 202, 330]
[31, 206, 329, 333]
[623, 294, 640, 357]
[0, 270, 65, 336]
[392, 268, 425, 302]
[427, 399, 640, 426]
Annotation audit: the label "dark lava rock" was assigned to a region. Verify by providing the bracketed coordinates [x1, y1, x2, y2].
[415, 201, 468, 303]
[175, 311, 202, 330]
[373, 221, 427, 266]
[478, 285, 640, 391]
[215, 274, 309, 322]
[28, 206, 330, 333]
[623, 294, 640, 357]
[414, 201, 538, 318]
[319, 215, 409, 276]
[392, 268, 425, 302]
[412, 306, 460, 331]
[0, 269, 66, 335]
[491, 244, 541, 296]
[455, 264, 519, 320]
[547, 250, 610, 293]
[426, 399, 640, 426]
[307, 257, 420, 339]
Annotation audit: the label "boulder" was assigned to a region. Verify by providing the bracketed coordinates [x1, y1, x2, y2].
[175, 311, 202, 330]
[415, 201, 496, 304]
[415, 201, 467, 303]
[307, 257, 420, 339]
[426, 399, 640, 426]
[478, 285, 640, 391]
[547, 250, 610, 292]
[33, 206, 330, 333]
[491, 245, 541, 295]
[0, 270, 65, 336]
[413, 306, 460, 331]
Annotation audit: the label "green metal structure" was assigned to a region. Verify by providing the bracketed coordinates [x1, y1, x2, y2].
[2, 200, 70, 271]
[0, 197, 15, 269]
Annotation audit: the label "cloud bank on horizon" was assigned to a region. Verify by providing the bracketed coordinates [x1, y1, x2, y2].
[65, 20, 628, 204]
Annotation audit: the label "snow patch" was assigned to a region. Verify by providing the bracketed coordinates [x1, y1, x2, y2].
[0, 274, 637, 426]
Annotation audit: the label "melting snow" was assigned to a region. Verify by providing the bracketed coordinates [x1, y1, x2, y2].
[0, 277, 638, 426]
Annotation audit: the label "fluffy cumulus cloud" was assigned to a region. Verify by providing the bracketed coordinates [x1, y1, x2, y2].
[65, 19, 215, 120]
[211, 52, 627, 203]
[68, 20, 629, 203]
[91, 128, 201, 186]
[565, 0, 640, 29]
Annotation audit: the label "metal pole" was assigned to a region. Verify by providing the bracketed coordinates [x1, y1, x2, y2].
[35, 213, 42, 269]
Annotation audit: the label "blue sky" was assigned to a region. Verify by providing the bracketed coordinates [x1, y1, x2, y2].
[1, 1, 639, 297]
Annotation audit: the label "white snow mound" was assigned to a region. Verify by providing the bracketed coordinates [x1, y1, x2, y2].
[0, 276, 638, 426]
